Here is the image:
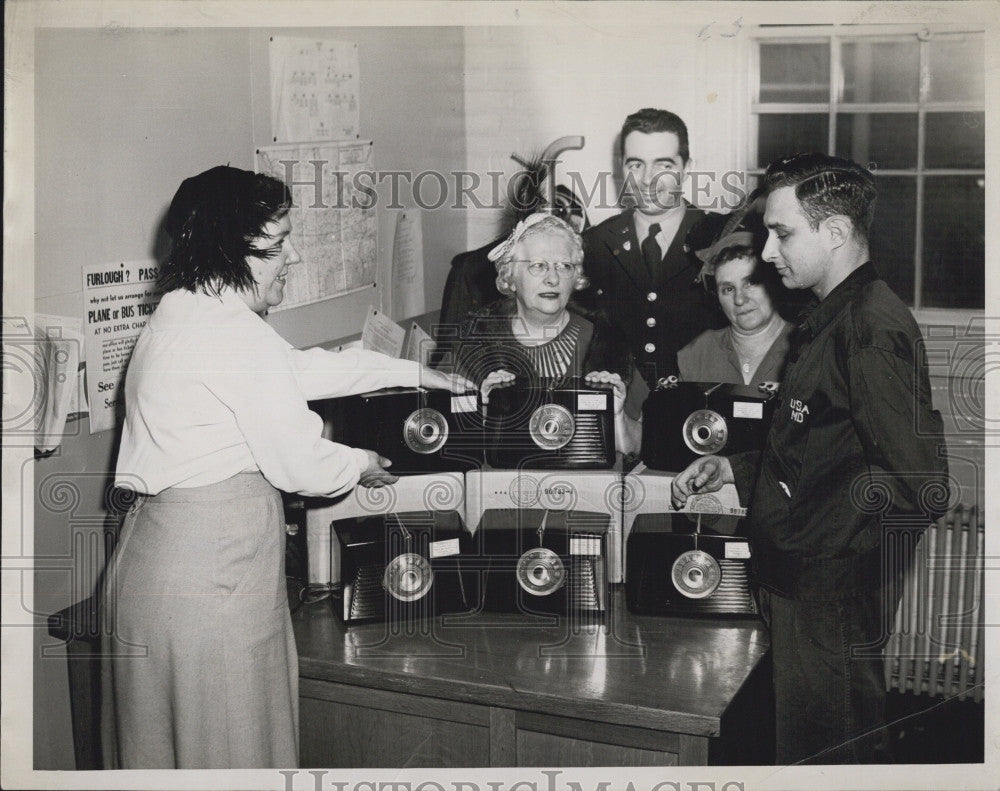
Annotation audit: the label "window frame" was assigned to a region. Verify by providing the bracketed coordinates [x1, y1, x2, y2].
[749, 24, 986, 320]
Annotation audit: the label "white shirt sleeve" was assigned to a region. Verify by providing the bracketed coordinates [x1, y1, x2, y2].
[287, 345, 422, 400]
[209, 336, 374, 498]
[115, 291, 423, 497]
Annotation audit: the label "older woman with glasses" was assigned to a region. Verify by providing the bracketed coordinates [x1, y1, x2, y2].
[441, 213, 645, 455]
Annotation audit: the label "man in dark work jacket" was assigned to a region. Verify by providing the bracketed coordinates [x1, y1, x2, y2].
[583, 108, 724, 389]
[671, 153, 948, 765]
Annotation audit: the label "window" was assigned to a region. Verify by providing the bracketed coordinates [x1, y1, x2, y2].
[751, 28, 985, 310]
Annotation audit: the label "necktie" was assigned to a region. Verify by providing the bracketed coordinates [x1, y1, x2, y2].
[641, 223, 661, 278]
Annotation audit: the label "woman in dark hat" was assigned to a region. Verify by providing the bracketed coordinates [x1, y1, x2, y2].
[679, 232, 794, 385]
[678, 196, 804, 385]
[103, 166, 470, 769]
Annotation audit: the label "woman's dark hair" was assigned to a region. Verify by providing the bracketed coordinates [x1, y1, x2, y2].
[159, 165, 292, 294]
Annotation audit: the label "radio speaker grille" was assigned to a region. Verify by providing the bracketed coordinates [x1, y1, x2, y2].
[348, 564, 384, 621]
[568, 556, 601, 610]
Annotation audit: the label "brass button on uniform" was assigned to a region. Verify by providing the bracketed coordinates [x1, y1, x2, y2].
[647, 292, 657, 302]
[644, 343, 656, 354]
[646, 317, 657, 328]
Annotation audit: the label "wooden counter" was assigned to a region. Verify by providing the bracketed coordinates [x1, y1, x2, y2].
[292, 588, 772, 767]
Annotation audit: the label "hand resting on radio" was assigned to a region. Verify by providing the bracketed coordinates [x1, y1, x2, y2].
[357, 450, 399, 488]
[480, 369, 516, 404]
[584, 370, 626, 415]
[420, 368, 476, 394]
[671, 455, 735, 509]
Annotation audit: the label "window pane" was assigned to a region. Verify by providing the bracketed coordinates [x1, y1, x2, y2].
[842, 40, 919, 102]
[925, 112, 985, 169]
[759, 43, 830, 102]
[835, 113, 917, 170]
[922, 176, 985, 308]
[927, 35, 984, 102]
[756, 114, 828, 168]
[868, 177, 916, 304]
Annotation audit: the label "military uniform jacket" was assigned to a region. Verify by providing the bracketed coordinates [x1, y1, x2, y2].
[582, 204, 725, 388]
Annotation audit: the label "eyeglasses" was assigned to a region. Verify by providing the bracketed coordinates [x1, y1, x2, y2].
[512, 260, 580, 278]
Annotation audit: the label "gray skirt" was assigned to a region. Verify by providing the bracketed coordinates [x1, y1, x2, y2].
[101, 473, 298, 769]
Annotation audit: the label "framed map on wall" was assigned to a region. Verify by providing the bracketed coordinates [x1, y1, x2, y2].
[256, 140, 378, 311]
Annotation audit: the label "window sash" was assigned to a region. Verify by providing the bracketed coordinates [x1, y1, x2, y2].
[750, 28, 985, 311]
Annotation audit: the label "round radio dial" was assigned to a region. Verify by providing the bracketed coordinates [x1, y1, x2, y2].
[516, 548, 566, 596]
[383, 553, 434, 601]
[528, 404, 575, 450]
[671, 549, 722, 599]
[403, 408, 449, 454]
[682, 409, 728, 455]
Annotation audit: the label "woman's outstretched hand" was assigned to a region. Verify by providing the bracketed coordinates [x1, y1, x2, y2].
[357, 450, 398, 488]
[420, 368, 476, 394]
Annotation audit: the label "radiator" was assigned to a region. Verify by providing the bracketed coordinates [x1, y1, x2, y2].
[884, 505, 984, 702]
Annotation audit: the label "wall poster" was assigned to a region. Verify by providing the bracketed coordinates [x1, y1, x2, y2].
[256, 140, 378, 311]
[269, 36, 360, 143]
[81, 260, 161, 433]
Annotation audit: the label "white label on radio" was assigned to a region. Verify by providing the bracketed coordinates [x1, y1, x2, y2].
[429, 538, 461, 558]
[577, 394, 607, 411]
[732, 401, 763, 419]
[451, 395, 477, 413]
[725, 541, 751, 559]
[570, 536, 601, 556]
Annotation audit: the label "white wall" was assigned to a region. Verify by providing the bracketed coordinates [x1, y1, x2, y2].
[463, 19, 750, 247]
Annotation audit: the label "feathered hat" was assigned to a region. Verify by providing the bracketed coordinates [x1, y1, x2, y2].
[685, 185, 768, 287]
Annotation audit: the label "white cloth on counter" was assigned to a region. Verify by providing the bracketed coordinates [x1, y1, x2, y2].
[115, 287, 420, 497]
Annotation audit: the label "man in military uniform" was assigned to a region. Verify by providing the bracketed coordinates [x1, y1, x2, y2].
[583, 108, 724, 389]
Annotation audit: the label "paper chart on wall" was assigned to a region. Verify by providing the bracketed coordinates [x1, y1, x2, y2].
[269, 36, 359, 143]
[256, 140, 378, 311]
[361, 305, 405, 358]
[391, 210, 426, 320]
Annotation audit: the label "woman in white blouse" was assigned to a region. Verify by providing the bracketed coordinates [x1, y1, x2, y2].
[103, 166, 470, 769]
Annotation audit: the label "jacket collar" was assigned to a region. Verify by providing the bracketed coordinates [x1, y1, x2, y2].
[798, 262, 878, 340]
[599, 203, 700, 240]
[597, 203, 704, 287]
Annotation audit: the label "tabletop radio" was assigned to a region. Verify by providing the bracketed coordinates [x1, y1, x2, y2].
[625, 513, 758, 618]
[484, 377, 616, 470]
[325, 387, 484, 474]
[462, 508, 609, 619]
[640, 379, 777, 472]
[334, 509, 475, 625]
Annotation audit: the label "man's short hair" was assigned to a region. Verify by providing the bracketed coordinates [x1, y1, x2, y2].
[619, 108, 690, 163]
[763, 153, 877, 244]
